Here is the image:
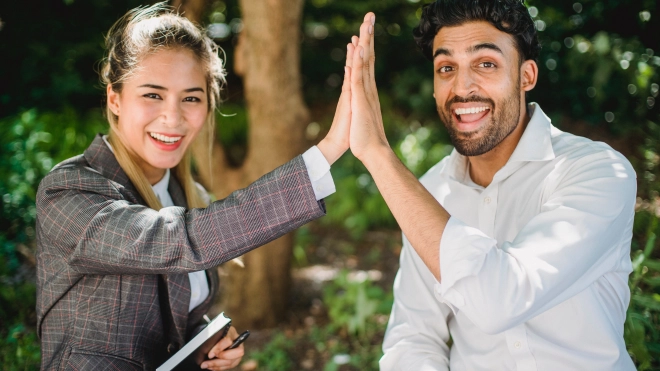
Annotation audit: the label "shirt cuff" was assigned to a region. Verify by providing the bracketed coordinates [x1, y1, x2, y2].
[438, 216, 493, 306]
[302, 146, 336, 200]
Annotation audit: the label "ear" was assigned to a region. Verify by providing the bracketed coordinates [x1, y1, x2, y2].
[520, 60, 538, 92]
[107, 84, 121, 117]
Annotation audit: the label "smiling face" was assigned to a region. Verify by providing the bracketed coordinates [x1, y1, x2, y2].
[107, 48, 208, 184]
[432, 21, 536, 157]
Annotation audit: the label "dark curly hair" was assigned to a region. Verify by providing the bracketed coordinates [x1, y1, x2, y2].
[413, 0, 541, 64]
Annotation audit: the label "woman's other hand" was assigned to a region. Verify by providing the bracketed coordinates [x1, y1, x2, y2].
[201, 326, 244, 370]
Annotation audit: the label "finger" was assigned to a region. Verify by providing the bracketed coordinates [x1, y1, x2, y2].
[215, 347, 244, 361]
[351, 35, 358, 47]
[367, 13, 376, 79]
[341, 66, 352, 95]
[351, 45, 377, 116]
[333, 66, 352, 130]
[357, 21, 372, 89]
[351, 45, 365, 90]
[208, 326, 238, 359]
[346, 43, 355, 68]
[333, 65, 351, 120]
[366, 13, 378, 105]
[357, 21, 372, 66]
[208, 337, 232, 359]
[356, 22, 378, 110]
[200, 358, 233, 370]
[358, 15, 379, 110]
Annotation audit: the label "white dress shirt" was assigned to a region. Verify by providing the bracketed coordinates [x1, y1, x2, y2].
[381, 103, 637, 371]
[103, 136, 335, 312]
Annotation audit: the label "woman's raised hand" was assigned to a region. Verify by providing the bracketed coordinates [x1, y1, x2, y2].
[316, 33, 355, 165]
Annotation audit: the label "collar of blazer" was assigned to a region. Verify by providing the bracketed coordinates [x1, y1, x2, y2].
[82, 134, 189, 208]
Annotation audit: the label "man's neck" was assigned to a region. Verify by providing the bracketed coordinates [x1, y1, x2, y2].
[468, 109, 531, 188]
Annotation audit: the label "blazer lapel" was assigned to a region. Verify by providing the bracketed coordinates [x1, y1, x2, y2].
[165, 173, 193, 342]
[170, 176, 220, 333]
[83, 135, 192, 345]
[83, 134, 145, 205]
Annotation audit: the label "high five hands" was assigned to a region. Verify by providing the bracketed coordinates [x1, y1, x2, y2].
[320, 13, 447, 280]
[317, 12, 391, 167]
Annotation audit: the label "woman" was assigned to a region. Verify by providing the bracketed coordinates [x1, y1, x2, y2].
[35, 3, 352, 370]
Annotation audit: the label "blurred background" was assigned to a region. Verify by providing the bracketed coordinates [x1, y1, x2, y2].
[0, 0, 659, 370]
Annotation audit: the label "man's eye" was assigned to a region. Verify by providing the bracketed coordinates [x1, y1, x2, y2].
[480, 62, 496, 68]
[438, 66, 454, 73]
[144, 93, 161, 99]
[183, 97, 201, 102]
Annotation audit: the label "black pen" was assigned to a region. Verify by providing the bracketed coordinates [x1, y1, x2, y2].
[227, 330, 250, 350]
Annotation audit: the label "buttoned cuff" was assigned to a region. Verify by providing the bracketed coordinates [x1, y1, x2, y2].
[437, 216, 492, 308]
[302, 146, 336, 200]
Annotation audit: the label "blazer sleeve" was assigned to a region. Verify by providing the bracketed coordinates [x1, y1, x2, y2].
[36, 155, 326, 275]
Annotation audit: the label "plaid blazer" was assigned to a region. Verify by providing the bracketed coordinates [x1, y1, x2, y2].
[36, 135, 325, 370]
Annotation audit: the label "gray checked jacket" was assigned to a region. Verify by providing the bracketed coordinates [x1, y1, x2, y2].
[36, 134, 326, 370]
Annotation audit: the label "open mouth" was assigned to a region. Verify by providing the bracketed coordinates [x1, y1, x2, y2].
[453, 106, 491, 124]
[149, 132, 182, 144]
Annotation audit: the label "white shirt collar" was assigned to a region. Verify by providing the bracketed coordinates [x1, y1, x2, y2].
[507, 102, 556, 163]
[445, 102, 556, 185]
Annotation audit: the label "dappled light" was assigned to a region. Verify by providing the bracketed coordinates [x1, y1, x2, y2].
[0, 0, 658, 370]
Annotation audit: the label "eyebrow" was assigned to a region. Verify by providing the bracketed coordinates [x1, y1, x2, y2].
[137, 84, 205, 93]
[433, 48, 452, 59]
[433, 42, 504, 60]
[467, 42, 503, 55]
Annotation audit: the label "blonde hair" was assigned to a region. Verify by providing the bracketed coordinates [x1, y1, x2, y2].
[100, 2, 225, 210]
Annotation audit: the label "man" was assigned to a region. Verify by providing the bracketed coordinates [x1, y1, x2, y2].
[346, 1, 637, 370]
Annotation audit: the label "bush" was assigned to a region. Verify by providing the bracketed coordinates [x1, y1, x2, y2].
[0, 108, 107, 369]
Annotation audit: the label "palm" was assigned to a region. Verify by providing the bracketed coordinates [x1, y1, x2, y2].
[348, 13, 387, 162]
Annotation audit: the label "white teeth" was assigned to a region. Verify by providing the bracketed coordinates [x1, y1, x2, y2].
[454, 106, 489, 115]
[149, 132, 182, 143]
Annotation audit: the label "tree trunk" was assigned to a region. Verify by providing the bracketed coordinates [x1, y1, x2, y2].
[170, 0, 206, 23]
[189, 0, 309, 329]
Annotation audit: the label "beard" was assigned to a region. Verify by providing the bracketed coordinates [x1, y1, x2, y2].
[437, 85, 521, 157]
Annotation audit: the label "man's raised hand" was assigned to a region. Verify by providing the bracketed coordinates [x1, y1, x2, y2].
[349, 13, 390, 165]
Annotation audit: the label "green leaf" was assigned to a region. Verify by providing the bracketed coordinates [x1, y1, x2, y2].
[632, 294, 660, 311]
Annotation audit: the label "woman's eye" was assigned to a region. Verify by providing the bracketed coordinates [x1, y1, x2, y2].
[183, 97, 201, 102]
[143, 93, 161, 99]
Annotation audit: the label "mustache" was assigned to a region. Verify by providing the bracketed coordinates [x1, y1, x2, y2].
[443, 95, 495, 113]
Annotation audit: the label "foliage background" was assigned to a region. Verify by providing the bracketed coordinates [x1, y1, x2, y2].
[0, 0, 659, 369]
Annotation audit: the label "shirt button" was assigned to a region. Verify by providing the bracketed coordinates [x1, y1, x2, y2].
[484, 196, 491, 204]
[514, 341, 521, 349]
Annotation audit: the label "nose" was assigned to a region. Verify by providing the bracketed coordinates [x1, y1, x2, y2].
[452, 68, 477, 98]
[162, 98, 183, 127]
